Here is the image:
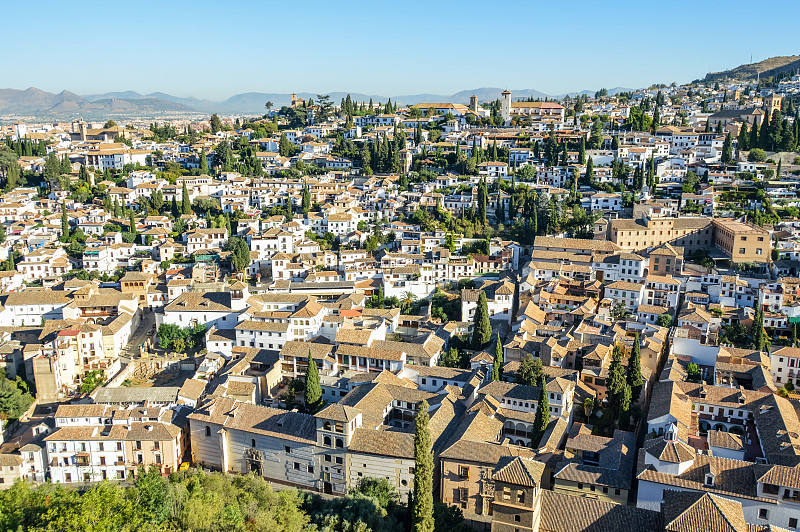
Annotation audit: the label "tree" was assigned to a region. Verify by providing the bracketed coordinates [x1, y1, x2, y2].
[440, 347, 463, 368]
[492, 336, 504, 381]
[657, 313, 673, 328]
[477, 177, 487, 225]
[738, 122, 750, 151]
[532, 375, 549, 445]
[610, 301, 630, 320]
[606, 345, 625, 417]
[752, 305, 769, 351]
[226, 236, 251, 273]
[181, 181, 192, 215]
[60, 202, 69, 240]
[0, 369, 34, 420]
[135, 465, 172, 524]
[578, 138, 586, 164]
[721, 133, 733, 163]
[749, 119, 760, 150]
[4, 158, 19, 190]
[304, 353, 322, 412]
[210, 113, 222, 134]
[627, 333, 643, 401]
[686, 362, 701, 382]
[618, 384, 632, 429]
[518, 354, 543, 386]
[583, 156, 594, 186]
[199, 147, 209, 174]
[413, 400, 434, 532]
[302, 183, 311, 214]
[471, 292, 491, 349]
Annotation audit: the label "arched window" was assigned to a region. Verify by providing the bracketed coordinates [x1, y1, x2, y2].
[323, 421, 331, 431]
[324, 436, 331, 446]
[336, 438, 344, 449]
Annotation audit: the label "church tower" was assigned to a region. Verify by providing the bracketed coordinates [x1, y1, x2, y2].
[500, 90, 512, 123]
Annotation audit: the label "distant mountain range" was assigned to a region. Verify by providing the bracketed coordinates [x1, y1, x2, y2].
[0, 87, 197, 120]
[703, 55, 800, 82]
[0, 86, 635, 121]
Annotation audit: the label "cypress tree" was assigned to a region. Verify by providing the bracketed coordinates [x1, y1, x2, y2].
[412, 400, 434, 532]
[578, 138, 586, 164]
[752, 305, 768, 351]
[304, 352, 322, 412]
[607, 345, 625, 415]
[738, 122, 750, 151]
[721, 133, 733, 164]
[6, 161, 19, 190]
[584, 156, 594, 186]
[129, 213, 137, 234]
[200, 148, 208, 174]
[60, 202, 69, 240]
[181, 181, 191, 214]
[750, 119, 760, 150]
[471, 292, 491, 349]
[492, 336, 504, 381]
[760, 112, 770, 149]
[618, 384, 632, 429]
[171, 197, 180, 218]
[627, 333, 643, 401]
[532, 375, 549, 446]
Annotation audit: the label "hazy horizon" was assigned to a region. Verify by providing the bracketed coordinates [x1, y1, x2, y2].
[6, 0, 799, 100]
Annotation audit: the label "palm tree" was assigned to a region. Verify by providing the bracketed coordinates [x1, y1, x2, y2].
[401, 291, 417, 313]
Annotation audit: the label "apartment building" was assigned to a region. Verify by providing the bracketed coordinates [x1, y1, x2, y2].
[712, 218, 770, 264]
[44, 404, 188, 483]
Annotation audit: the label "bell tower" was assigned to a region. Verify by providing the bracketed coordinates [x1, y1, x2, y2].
[500, 90, 512, 123]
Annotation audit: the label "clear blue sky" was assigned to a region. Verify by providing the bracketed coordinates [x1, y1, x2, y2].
[8, 0, 799, 100]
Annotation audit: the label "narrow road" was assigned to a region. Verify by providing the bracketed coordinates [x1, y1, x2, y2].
[121, 309, 156, 360]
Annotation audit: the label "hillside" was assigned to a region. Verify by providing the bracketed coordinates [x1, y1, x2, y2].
[0, 87, 199, 120]
[703, 55, 800, 82]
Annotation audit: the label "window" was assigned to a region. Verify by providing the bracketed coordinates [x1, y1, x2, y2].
[759, 508, 769, 520]
[517, 490, 525, 504]
[458, 466, 470, 479]
[514, 515, 521, 522]
[205, 426, 211, 437]
[763, 483, 780, 495]
[790, 518, 798, 529]
[335, 456, 343, 465]
[503, 487, 511, 501]
[615, 489, 621, 496]
[251, 439, 256, 448]
[285, 446, 291, 454]
[293, 462, 300, 470]
[324, 455, 332, 463]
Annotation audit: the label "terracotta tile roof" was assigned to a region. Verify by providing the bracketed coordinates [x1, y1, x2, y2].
[538, 490, 662, 532]
[492, 456, 544, 487]
[662, 490, 746, 532]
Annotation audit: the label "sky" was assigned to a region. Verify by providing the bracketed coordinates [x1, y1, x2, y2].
[6, 0, 800, 100]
